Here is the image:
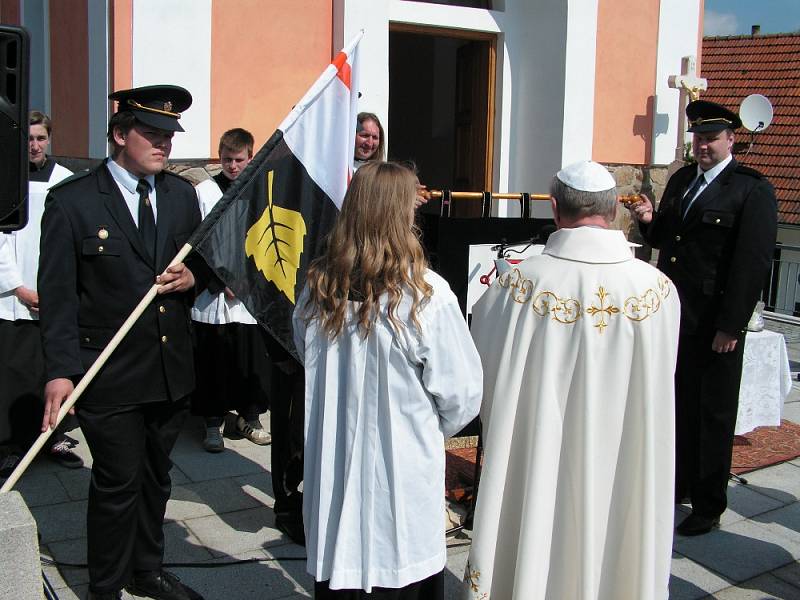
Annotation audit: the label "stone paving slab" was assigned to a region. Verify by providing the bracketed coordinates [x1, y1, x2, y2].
[734, 463, 800, 505]
[232, 472, 275, 507]
[30, 499, 87, 544]
[669, 552, 731, 600]
[171, 442, 269, 482]
[43, 538, 90, 588]
[711, 572, 800, 599]
[721, 482, 788, 526]
[156, 550, 305, 600]
[772, 561, 800, 588]
[165, 478, 265, 521]
[55, 468, 91, 501]
[674, 520, 800, 583]
[750, 502, 800, 552]
[183, 506, 287, 558]
[13, 469, 71, 507]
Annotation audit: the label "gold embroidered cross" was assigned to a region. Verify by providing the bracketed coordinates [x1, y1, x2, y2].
[587, 286, 619, 333]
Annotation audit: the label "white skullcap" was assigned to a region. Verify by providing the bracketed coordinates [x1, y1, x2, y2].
[556, 160, 616, 192]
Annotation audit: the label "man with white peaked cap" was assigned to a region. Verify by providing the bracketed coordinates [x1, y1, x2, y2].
[464, 161, 681, 600]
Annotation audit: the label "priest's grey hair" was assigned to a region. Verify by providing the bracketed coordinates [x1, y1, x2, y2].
[550, 176, 617, 221]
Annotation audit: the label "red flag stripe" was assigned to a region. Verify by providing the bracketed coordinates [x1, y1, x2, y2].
[332, 51, 351, 89]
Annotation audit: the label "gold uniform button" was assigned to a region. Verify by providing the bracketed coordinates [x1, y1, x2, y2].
[84, 337, 90, 343]
[159, 305, 166, 314]
[715, 218, 721, 224]
[98, 228, 109, 240]
[675, 235, 681, 242]
[670, 256, 677, 263]
[161, 335, 168, 343]
[98, 246, 104, 252]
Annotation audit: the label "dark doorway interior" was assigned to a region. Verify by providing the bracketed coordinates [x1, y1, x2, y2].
[388, 29, 494, 217]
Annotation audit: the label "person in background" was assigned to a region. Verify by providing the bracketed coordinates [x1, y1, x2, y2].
[294, 161, 482, 599]
[191, 128, 271, 452]
[628, 100, 777, 536]
[353, 112, 385, 169]
[0, 111, 81, 478]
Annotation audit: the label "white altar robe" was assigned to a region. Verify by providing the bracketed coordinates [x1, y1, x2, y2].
[464, 226, 680, 600]
[294, 270, 482, 592]
[0, 162, 72, 321]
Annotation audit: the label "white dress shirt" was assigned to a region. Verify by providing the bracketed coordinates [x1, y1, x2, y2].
[682, 154, 733, 214]
[105, 157, 157, 226]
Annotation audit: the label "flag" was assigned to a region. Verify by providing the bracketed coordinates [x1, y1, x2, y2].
[190, 32, 362, 360]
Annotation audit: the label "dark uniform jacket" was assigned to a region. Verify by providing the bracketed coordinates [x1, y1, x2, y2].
[642, 159, 777, 336]
[38, 162, 203, 406]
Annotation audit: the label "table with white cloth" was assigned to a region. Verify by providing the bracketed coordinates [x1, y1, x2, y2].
[736, 329, 793, 435]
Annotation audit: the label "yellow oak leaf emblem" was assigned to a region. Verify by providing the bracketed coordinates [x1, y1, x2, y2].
[245, 170, 307, 304]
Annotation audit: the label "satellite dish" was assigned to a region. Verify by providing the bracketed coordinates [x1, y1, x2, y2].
[740, 94, 773, 132]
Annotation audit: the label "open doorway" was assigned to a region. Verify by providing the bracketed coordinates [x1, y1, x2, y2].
[388, 25, 496, 217]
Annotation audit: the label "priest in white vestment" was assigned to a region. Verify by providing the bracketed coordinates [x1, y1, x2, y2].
[464, 161, 681, 600]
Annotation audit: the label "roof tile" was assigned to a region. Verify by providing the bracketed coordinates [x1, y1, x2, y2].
[702, 34, 800, 226]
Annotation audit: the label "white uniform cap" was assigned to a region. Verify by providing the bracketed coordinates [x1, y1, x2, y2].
[556, 160, 616, 192]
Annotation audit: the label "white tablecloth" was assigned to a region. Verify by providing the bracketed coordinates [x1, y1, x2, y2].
[737, 330, 793, 435]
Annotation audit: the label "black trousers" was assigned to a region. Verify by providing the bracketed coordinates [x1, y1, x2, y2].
[0, 319, 74, 450]
[270, 360, 304, 515]
[314, 570, 444, 599]
[191, 322, 270, 421]
[675, 330, 746, 518]
[261, 331, 304, 516]
[77, 399, 188, 593]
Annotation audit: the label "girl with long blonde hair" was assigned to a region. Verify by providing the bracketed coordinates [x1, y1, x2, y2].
[293, 161, 482, 600]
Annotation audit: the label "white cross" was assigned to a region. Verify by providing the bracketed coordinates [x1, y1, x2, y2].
[668, 56, 708, 161]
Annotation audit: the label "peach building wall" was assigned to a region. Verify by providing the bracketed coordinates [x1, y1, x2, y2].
[210, 0, 333, 154]
[592, 0, 660, 165]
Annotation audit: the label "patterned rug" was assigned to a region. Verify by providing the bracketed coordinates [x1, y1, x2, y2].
[445, 447, 480, 503]
[445, 419, 800, 494]
[732, 419, 800, 474]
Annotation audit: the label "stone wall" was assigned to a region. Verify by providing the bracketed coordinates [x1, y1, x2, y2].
[605, 161, 682, 261]
[54, 157, 222, 186]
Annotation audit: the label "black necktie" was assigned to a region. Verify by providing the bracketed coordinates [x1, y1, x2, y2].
[681, 173, 705, 218]
[136, 178, 156, 261]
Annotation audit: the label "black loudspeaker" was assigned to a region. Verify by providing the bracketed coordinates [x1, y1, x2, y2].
[0, 25, 30, 232]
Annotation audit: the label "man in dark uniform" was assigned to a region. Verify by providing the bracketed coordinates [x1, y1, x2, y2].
[38, 86, 205, 600]
[628, 100, 777, 536]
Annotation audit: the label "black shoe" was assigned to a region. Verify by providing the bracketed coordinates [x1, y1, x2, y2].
[125, 570, 204, 600]
[676, 512, 720, 536]
[48, 439, 84, 469]
[86, 590, 122, 600]
[275, 513, 306, 546]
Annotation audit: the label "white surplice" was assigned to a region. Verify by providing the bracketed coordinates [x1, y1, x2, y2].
[464, 226, 680, 600]
[0, 162, 72, 321]
[293, 270, 483, 592]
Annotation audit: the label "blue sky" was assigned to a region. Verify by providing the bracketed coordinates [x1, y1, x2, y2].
[705, 0, 800, 35]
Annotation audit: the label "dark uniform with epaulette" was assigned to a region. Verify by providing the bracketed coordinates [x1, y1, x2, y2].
[38, 86, 206, 599]
[641, 100, 777, 531]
